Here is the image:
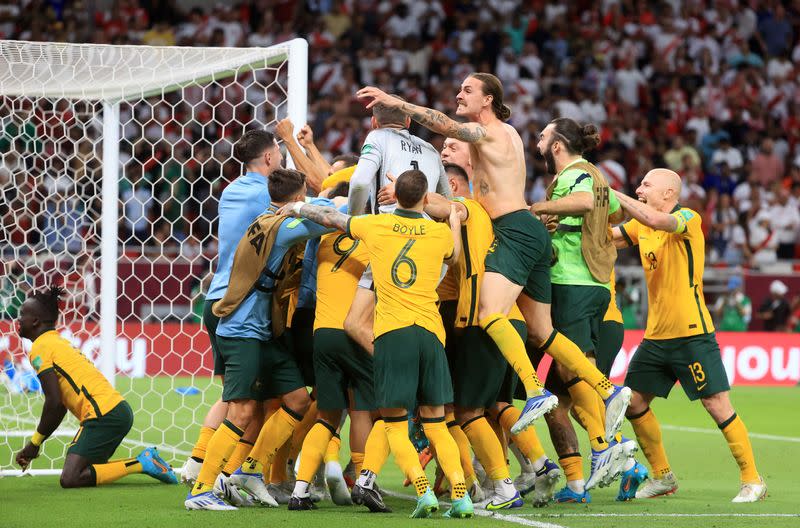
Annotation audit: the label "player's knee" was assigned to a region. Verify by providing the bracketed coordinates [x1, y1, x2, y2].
[454, 407, 482, 424]
[59, 470, 83, 488]
[282, 388, 311, 416]
[227, 400, 257, 429]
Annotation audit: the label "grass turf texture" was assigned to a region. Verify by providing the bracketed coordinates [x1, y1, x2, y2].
[1, 381, 798, 528]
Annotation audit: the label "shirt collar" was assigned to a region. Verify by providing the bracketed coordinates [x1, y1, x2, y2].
[670, 203, 681, 213]
[558, 157, 588, 177]
[394, 208, 424, 219]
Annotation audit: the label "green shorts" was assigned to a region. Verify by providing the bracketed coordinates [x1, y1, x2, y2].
[439, 300, 458, 373]
[314, 328, 376, 412]
[216, 336, 305, 401]
[68, 401, 133, 463]
[203, 298, 223, 376]
[289, 307, 316, 386]
[596, 320, 624, 377]
[551, 284, 610, 354]
[373, 325, 453, 410]
[484, 209, 552, 304]
[625, 333, 730, 401]
[452, 320, 525, 408]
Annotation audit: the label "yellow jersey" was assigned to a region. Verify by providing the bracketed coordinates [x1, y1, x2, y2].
[29, 330, 124, 423]
[437, 267, 459, 302]
[603, 268, 623, 324]
[454, 198, 524, 327]
[347, 209, 454, 345]
[618, 206, 714, 339]
[314, 231, 369, 331]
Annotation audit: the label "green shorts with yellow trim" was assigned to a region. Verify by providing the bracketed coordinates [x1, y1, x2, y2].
[216, 336, 305, 401]
[551, 284, 610, 354]
[453, 320, 525, 408]
[68, 401, 133, 463]
[625, 332, 730, 401]
[596, 320, 624, 377]
[314, 328, 375, 412]
[203, 298, 223, 376]
[484, 209, 552, 304]
[373, 325, 453, 410]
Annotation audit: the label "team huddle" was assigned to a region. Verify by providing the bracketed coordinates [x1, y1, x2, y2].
[16, 73, 767, 516]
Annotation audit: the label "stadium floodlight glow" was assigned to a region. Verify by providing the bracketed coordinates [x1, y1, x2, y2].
[0, 38, 308, 475]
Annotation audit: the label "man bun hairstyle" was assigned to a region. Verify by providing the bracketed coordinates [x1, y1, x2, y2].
[395, 169, 429, 209]
[470, 72, 512, 121]
[268, 168, 306, 202]
[31, 285, 64, 325]
[551, 118, 601, 155]
[233, 129, 276, 166]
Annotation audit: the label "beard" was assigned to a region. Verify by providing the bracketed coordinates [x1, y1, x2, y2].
[544, 148, 557, 175]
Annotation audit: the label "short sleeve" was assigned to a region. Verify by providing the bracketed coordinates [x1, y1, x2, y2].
[347, 214, 370, 241]
[618, 219, 640, 246]
[30, 342, 53, 376]
[672, 208, 701, 237]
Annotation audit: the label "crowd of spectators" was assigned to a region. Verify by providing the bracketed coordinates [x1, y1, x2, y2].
[1, 0, 799, 272]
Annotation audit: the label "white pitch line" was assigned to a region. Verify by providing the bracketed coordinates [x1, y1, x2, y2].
[518, 513, 800, 518]
[1, 429, 78, 437]
[660, 424, 800, 443]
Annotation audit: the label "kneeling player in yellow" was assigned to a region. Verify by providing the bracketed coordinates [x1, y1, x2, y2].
[282, 169, 473, 519]
[613, 169, 766, 503]
[15, 286, 178, 488]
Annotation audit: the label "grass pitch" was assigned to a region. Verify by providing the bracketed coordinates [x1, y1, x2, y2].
[1, 382, 798, 528]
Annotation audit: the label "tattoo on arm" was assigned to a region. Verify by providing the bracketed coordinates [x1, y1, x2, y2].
[478, 179, 490, 196]
[401, 103, 486, 143]
[298, 204, 350, 231]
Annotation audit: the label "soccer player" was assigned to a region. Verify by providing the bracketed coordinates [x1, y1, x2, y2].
[530, 119, 631, 497]
[15, 286, 177, 488]
[282, 170, 474, 519]
[357, 75, 630, 436]
[612, 168, 766, 503]
[183, 129, 282, 489]
[185, 169, 335, 510]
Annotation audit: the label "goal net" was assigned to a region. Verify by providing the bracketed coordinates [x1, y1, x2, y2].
[0, 39, 308, 474]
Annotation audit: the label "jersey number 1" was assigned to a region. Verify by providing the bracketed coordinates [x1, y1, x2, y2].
[391, 239, 417, 289]
[410, 160, 419, 171]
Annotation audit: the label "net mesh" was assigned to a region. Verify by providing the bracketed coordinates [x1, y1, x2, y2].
[0, 39, 303, 473]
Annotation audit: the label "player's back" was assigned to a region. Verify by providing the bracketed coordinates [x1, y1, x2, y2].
[347, 210, 453, 345]
[29, 330, 123, 422]
[314, 231, 369, 331]
[357, 128, 445, 214]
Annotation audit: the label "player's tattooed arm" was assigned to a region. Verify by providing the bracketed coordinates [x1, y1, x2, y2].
[282, 202, 350, 231]
[402, 104, 487, 143]
[612, 189, 678, 232]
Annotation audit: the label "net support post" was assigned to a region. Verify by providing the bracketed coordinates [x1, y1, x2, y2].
[100, 101, 120, 387]
[285, 38, 308, 169]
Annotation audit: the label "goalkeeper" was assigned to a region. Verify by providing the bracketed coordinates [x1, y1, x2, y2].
[15, 286, 178, 488]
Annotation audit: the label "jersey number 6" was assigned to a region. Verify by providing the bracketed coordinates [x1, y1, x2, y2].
[391, 239, 418, 289]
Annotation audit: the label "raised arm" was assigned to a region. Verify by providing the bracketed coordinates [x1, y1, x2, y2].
[280, 202, 351, 232]
[356, 86, 487, 143]
[296, 124, 332, 177]
[16, 370, 67, 470]
[613, 189, 679, 232]
[275, 119, 326, 194]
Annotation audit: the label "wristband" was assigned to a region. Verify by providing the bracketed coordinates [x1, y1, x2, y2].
[292, 202, 304, 215]
[31, 431, 46, 447]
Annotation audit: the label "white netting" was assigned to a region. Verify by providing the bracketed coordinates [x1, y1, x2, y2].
[0, 39, 307, 474]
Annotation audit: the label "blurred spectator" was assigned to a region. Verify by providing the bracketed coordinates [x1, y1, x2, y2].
[709, 193, 746, 265]
[711, 137, 744, 178]
[747, 211, 779, 267]
[757, 280, 791, 332]
[750, 138, 785, 187]
[120, 163, 153, 245]
[713, 276, 752, 332]
[664, 135, 700, 173]
[769, 189, 800, 260]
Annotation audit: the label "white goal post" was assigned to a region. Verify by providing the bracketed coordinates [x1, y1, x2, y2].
[0, 38, 308, 475]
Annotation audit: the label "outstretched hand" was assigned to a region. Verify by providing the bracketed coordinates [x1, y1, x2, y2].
[356, 86, 401, 110]
[16, 442, 39, 470]
[377, 172, 397, 206]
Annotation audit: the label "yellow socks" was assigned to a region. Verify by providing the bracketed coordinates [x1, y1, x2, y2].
[270, 442, 290, 483]
[242, 406, 301, 476]
[719, 413, 760, 483]
[296, 421, 335, 483]
[289, 401, 318, 465]
[190, 425, 215, 462]
[92, 457, 142, 485]
[559, 453, 584, 483]
[192, 419, 243, 495]
[497, 404, 546, 461]
[324, 434, 341, 464]
[568, 380, 608, 451]
[480, 313, 543, 396]
[462, 416, 510, 481]
[351, 451, 365, 476]
[422, 418, 467, 500]
[446, 414, 477, 485]
[222, 439, 254, 476]
[384, 417, 427, 493]
[629, 407, 671, 477]
[362, 420, 389, 475]
[541, 331, 614, 399]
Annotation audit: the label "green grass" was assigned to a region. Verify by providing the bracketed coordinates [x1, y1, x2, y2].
[2, 383, 799, 528]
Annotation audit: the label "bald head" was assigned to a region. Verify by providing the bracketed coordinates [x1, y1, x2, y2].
[636, 168, 682, 212]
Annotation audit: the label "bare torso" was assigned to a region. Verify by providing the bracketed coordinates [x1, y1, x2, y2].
[469, 121, 528, 218]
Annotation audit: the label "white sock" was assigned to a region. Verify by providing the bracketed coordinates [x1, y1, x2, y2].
[325, 461, 344, 481]
[495, 478, 517, 498]
[567, 479, 585, 493]
[292, 480, 310, 498]
[532, 454, 547, 473]
[356, 470, 376, 489]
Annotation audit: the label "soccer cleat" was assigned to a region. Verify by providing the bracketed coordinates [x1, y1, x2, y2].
[511, 390, 559, 434]
[351, 483, 392, 513]
[228, 468, 279, 507]
[325, 462, 353, 506]
[513, 470, 537, 497]
[266, 482, 293, 504]
[410, 487, 439, 518]
[616, 461, 648, 501]
[184, 490, 238, 510]
[484, 490, 524, 510]
[214, 474, 255, 507]
[554, 486, 591, 503]
[618, 436, 639, 458]
[731, 476, 767, 503]
[586, 442, 626, 490]
[603, 385, 632, 441]
[635, 472, 678, 499]
[288, 494, 318, 510]
[181, 457, 202, 488]
[444, 494, 475, 518]
[137, 447, 178, 484]
[531, 459, 561, 506]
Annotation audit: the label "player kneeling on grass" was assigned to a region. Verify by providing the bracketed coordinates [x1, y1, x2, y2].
[15, 286, 178, 488]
